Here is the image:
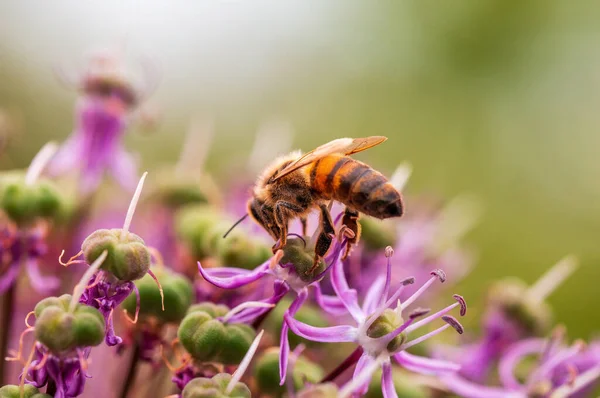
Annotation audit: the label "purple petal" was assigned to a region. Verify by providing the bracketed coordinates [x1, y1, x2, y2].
[362, 276, 386, 315]
[226, 280, 290, 324]
[382, 362, 398, 398]
[352, 353, 374, 396]
[109, 146, 138, 192]
[331, 252, 364, 323]
[498, 339, 544, 390]
[440, 374, 518, 398]
[394, 351, 461, 375]
[284, 314, 357, 343]
[279, 289, 308, 385]
[313, 283, 348, 316]
[26, 257, 60, 294]
[0, 260, 19, 293]
[198, 260, 270, 289]
[46, 133, 83, 176]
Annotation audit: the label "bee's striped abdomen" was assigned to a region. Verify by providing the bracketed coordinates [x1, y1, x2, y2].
[309, 155, 403, 219]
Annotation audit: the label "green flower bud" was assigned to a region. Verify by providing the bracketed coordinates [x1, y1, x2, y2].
[187, 302, 229, 318]
[366, 309, 406, 353]
[359, 217, 396, 251]
[34, 294, 105, 353]
[123, 266, 194, 323]
[151, 170, 209, 209]
[366, 368, 425, 398]
[280, 238, 326, 282]
[178, 304, 256, 364]
[297, 383, 338, 398]
[182, 374, 251, 398]
[0, 385, 52, 398]
[214, 229, 271, 270]
[488, 279, 552, 335]
[265, 299, 328, 348]
[254, 347, 324, 395]
[0, 175, 62, 226]
[175, 205, 222, 259]
[81, 228, 151, 281]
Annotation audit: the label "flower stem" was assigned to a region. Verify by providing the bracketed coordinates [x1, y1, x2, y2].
[119, 342, 140, 398]
[321, 346, 364, 383]
[0, 283, 16, 385]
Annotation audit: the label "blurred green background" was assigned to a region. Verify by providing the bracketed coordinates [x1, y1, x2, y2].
[1, 1, 599, 337]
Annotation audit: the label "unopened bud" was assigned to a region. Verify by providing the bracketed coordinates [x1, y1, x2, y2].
[82, 228, 151, 281]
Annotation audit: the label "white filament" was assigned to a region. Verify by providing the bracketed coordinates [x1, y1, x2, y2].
[225, 329, 265, 395]
[69, 250, 108, 313]
[176, 118, 214, 175]
[25, 142, 58, 186]
[221, 302, 275, 323]
[247, 118, 293, 172]
[121, 172, 148, 239]
[527, 255, 577, 303]
[390, 162, 412, 191]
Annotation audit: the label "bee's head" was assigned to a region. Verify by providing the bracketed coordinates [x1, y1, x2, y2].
[247, 197, 279, 240]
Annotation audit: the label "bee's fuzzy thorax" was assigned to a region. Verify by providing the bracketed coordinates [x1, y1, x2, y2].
[253, 150, 302, 201]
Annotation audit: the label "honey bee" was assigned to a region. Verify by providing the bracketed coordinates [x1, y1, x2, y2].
[246, 136, 404, 266]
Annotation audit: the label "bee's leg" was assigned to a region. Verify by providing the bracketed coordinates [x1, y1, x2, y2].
[273, 201, 304, 251]
[311, 204, 335, 273]
[341, 207, 361, 259]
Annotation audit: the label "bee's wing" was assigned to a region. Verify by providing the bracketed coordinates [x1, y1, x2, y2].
[270, 136, 387, 182]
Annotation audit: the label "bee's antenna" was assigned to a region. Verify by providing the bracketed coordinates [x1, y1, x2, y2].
[223, 214, 249, 238]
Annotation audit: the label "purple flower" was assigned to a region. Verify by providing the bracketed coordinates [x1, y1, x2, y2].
[0, 224, 58, 294]
[198, 234, 348, 385]
[437, 256, 577, 383]
[48, 50, 158, 194]
[285, 247, 466, 398]
[23, 343, 88, 398]
[441, 327, 600, 398]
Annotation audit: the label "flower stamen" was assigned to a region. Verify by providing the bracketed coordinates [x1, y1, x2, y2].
[147, 268, 164, 311]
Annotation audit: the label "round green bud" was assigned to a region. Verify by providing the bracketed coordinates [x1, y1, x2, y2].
[487, 279, 552, 336]
[175, 205, 223, 259]
[280, 238, 326, 282]
[254, 347, 324, 395]
[366, 309, 406, 353]
[35, 181, 62, 219]
[0, 385, 52, 398]
[264, 298, 329, 348]
[297, 383, 338, 398]
[359, 217, 397, 251]
[366, 368, 425, 398]
[215, 230, 271, 270]
[187, 302, 229, 318]
[34, 294, 105, 353]
[182, 374, 251, 398]
[152, 170, 209, 209]
[122, 266, 194, 323]
[81, 228, 151, 281]
[0, 173, 62, 226]
[178, 305, 256, 364]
